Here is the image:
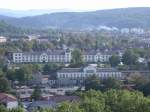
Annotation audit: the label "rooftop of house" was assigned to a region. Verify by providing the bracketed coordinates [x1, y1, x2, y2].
[27, 101, 56, 111]
[12, 49, 70, 55]
[0, 93, 17, 103]
[37, 36, 49, 39]
[26, 95, 80, 111]
[47, 95, 80, 102]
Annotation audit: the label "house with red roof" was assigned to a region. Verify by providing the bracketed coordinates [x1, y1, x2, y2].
[0, 93, 18, 109]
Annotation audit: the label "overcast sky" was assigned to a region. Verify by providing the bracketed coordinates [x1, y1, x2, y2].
[0, 0, 150, 10]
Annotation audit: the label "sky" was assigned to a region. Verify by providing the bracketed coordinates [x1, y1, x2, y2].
[0, 0, 150, 10]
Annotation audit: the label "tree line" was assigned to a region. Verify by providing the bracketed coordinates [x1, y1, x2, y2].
[1, 89, 149, 112]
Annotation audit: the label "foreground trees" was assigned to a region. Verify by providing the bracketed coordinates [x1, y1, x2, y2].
[32, 90, 150, 112]
[104, 89, 150, 112]
[0, 106, 24, 112]
[127, 72, 150, 96]
[0, 89, 150, 112]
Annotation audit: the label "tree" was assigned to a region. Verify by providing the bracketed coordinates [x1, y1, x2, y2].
[32, 64, 42, 73]
[103, 78, 122, 90]
[82, 97, 105, 112]
[9, 107, 24, 112]
[0, 77, 10, 92]
[6, 69, 16, 81]
[80, 90, 108, 112]
[127, 72, 149, 85]
[43, 64, 60, 74]
[127, 72, 150, 96]
[71, 49, 84, 67]
[15, 66, 33, 83]
[147, 61, 150, 70]
[0, 105, 7, 112]
[85, 75, 101, 91]
[15, 69, 25, 83]
[122, 50, 139, 65]
[109, 55, 120, 67]
[142, 82, 150, 96]
[33, 108, 54, 112]
[104, 89, 150, 112]
[0, 69, 4, 77]
[56, 102, 82, 112]
[31, 86, 42, 101]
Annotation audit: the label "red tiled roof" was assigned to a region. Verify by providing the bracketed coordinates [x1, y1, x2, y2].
[0, 93, 17, 103]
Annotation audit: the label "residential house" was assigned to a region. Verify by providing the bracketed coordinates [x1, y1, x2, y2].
[0, 93, 18, 109]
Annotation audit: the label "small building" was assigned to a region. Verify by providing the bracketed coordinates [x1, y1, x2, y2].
[0, 93, 18, 109]
[9, 38, 20, 42]
[37, 37, 49, 43]
[0, 36, 7, 43]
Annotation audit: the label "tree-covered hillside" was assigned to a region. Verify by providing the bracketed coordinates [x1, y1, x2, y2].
[0, 21, 50, 37]
[0, 20, 25, 36]
[0, 7, 150, 29]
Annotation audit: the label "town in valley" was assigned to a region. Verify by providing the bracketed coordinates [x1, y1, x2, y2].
[0, 4, 150, 112]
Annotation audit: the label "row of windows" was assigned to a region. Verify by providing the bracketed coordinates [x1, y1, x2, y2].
[14, 59, 71, 62]
[84, 55, 111, 58]
[14, 55, 71, 59]
[84, 58, 109, 62]
[15, 54, 22, 56]
[58, 72, 122, 78]
[14, 54, 110, 59]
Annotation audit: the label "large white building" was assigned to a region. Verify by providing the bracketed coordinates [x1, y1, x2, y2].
[8, 50, 71, 63]
[7, 50, 113, 63]
[57, 66, 122, 86]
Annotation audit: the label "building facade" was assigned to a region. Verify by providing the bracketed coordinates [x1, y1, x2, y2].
[57, 66, 122, 86]
[8, 50, 71, 63]
[83, 51, 112, 63]
[7, 50, 114, 63]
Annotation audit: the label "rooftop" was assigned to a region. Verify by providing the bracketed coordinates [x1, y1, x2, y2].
[0, 93, 17, 103]
[58, 67, 118, 73]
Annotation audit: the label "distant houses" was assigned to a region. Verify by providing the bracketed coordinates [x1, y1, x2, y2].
[26, 95, 80, 111]
[16, 86, 79, 101]
[8, 35, 50, 42]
